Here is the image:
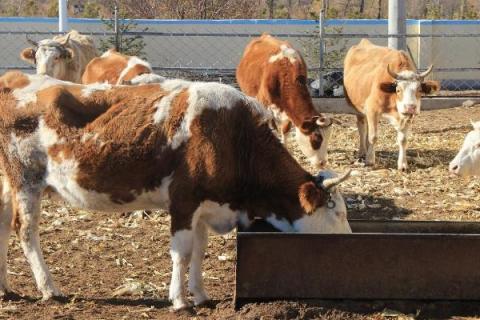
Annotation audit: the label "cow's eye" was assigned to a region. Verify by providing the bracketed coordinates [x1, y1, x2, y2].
[476, 142, 480, 149]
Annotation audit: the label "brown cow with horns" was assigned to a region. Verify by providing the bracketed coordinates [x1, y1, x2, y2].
[0, 71, 352, 310]
[237, 34, 338, 169]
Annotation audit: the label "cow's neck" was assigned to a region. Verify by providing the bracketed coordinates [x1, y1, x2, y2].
[230, 121, 311, 222]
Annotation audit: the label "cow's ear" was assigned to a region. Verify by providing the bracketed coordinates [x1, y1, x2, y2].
[299, 181, 327, 214]
[379, 82, 397, 93]
[421, 80, 440, 94]
[300, 117, 318, 134]
[65, 48, 75, 60]
[20, 48, 36, 64]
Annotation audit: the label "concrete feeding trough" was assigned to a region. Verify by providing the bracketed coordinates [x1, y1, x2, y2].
[235, 219, 480, 308]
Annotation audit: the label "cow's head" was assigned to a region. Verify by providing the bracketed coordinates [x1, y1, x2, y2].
[449, 121, 480, 177]
[296, 169, 352, 233]
[296, 115, 340, 169]
[20, 34, 74, 80]
[381, 65, 439, 117]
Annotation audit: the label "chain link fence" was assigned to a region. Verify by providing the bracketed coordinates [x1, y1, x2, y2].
[0, 17, 479, 97]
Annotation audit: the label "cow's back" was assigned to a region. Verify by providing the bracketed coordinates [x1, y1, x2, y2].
[344, 39, 415, 112]
[236, 34, 286, 98]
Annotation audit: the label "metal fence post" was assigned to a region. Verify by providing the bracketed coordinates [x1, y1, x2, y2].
[388, 0, 406, 50]
[318, 5, 326, 97]
[58, 0, 69, 33]
[114, 5, 120, 52]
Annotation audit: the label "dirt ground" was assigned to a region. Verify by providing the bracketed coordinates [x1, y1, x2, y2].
[2, 104, 480, 320]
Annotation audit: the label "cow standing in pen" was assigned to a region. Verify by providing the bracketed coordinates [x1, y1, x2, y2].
[343, 39, 440, 170]
[237, 34, 337, 169]
[0, 71, 351, 310]
[20, 30, 98, 83]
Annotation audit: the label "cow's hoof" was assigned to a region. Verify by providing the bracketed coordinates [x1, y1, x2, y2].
[195, 299, 216, 309]
[41, 290, 63, 302]
[171, 298, 193, 312]
[192, 291, 210, 307]
[171, 302, 195, 314]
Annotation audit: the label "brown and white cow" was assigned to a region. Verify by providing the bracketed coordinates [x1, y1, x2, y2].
[237, 34, 337, 169]
[344, 39, 440, 170]
[82, 49, 165, 85]
[20, 30, 98, 83]
[0, 71, 352, 310]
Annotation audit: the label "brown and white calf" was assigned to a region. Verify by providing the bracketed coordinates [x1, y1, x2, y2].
[0, 71, 351, 310]
[237, 34, 337, 169]
[82, 49, 165, 85]
[344, 39, 440, 170]
[20, 30, 98, 83]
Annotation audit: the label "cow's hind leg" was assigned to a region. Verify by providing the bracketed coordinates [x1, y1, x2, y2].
[356, 114, 368, 162]
[14, 187, 61, 300]
[188, 221, 209, 306]
[0, 177, 13, 297]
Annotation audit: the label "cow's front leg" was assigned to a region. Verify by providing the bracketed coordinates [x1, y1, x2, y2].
[188, 221, 209, 306]
[397, 123, 411, 171]
[365, 109, 379, 166]
[14, 188, 61, 299]
[169, 227, 193, 310]
[0, 177, 13, 297]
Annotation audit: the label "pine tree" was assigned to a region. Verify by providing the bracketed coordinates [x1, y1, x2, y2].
[99, 9, 147, 58]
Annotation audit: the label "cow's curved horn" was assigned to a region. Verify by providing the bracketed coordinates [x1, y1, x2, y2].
[322, 169, 351, 191]
[60, 33, 71, 45]
[25, 35, 38, 47]
[316, 116, 331, 128]
[386, 64, 400, 80]
[418, 65, 433, 80]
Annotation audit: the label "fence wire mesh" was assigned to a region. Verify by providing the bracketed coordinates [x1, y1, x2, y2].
[0, 17, 479, 97]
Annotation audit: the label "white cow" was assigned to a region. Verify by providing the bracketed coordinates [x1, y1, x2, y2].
[20, 30, 98, 83]
[449, 121, 480, 177]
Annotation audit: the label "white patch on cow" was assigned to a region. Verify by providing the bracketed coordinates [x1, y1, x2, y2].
[293, 170, 352, 234]
[159, 78, 191, 92]
[13, 74, 69, 108]
[8, 130, 45, 172]
[294, 125, 332, 169]
[395, 70, 422, 116]
[153, 89, 182, 124]
[192, 200, 241, 234]
[45, 151, 173, 211]
[117, 56, 153, 85]
[449, 121, 480, 177]
[38, 118, 64, 148]
[268, 44, 299, 64]
[129, 73, 166, 85]
[266, 214, 294, 232]
[101, 49, 114, 58]
[169, 82, 265, 149]
[81, 82, 112, 97]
